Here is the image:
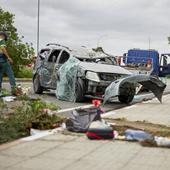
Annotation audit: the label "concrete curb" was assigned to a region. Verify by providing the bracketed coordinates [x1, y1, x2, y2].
[0, 128, 62, 151]
[0, 139, 23, 151]
[3, 78, 32, 82]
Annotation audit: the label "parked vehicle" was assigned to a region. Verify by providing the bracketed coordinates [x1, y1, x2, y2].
[159, 53, 170, 77]
[120, 49, 170, 77]
[33, 44, 166, 104]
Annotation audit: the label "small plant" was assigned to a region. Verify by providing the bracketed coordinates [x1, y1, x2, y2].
[0, 99, 62, 144]
[17, 94, 31, 101]
[31, 113, 64, 130]
[45, 103, 60, 111]
[0, 88, 10, 97]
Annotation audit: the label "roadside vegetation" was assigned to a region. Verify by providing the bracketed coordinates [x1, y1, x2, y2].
[0, 95, 63, 144]
[0, 7, 34, 76]
[15, 67, 33, 78]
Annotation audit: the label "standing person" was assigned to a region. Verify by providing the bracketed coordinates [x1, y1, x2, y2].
[0, 32, 16, 95]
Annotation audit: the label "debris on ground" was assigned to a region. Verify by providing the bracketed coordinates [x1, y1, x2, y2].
[65, 100, 170, 148]
[65, 106, 102, 132]
[124, 129, 154, 141]
[86, 120, 114, 140]
[154, 136, 170, 147]
[1, 89, 170, 149]
[105, 118, 170, 148]
[2, 96, 16, 102]
[105, 118, 170, 137]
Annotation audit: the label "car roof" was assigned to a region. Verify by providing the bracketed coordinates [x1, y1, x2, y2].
[44, 43, 113, 59]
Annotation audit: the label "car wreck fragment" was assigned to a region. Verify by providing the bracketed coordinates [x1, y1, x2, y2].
[103, 75, 166, 104]
[55, 56, 133, 102]
[33, 44, 166, 104]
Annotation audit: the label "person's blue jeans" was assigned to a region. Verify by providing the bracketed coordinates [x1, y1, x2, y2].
[0, 61, 16, 89]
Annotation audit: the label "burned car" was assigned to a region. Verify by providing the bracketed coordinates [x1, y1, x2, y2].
[33, 44, 166, 104]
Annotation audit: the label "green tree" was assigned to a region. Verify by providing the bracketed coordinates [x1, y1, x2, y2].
[0, 7, 34, 76]
[168, 37, 170, 44]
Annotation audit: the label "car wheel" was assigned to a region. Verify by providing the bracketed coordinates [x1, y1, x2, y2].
[33, 74, 43, 94]
[118, 82, 135, 104]
[75, 78, 85, 102]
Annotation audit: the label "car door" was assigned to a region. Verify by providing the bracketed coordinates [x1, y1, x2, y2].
[52, 50, 70, 89]
[40, 49, 62, 88]
[159, 54, 170, 77]
[57, 50, 70, 67]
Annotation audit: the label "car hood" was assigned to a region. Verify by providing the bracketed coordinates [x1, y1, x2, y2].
[79, 62, 132, 75]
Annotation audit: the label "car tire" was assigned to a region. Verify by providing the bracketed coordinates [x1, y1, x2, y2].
[118, 82, 135, 104]
[75, 78, 85, 102]
[33, 74, 43, 94]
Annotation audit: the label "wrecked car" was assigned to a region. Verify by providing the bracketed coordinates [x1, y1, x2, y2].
[33, 43, 166, 104]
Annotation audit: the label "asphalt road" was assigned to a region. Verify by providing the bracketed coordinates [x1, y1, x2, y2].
[2, 78, 170, 114]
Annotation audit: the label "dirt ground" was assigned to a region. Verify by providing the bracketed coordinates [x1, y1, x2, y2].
[106, 118, 170, 137]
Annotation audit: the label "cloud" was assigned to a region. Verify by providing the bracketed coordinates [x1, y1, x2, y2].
[0, 0, 170, 54]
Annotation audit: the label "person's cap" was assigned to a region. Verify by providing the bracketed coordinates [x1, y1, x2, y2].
[0, 32, 8, 41]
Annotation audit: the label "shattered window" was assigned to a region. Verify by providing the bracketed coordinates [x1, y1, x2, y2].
[48, 49, 61, 62]
[39, 49, 50, 59]
[58, 50, 70, 64]
[83, 57, 115, 65]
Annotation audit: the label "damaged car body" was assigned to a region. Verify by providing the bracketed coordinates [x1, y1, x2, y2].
[33, 44, 166, 104]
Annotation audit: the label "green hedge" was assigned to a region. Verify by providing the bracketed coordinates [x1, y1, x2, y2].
[16, 67, 33, 78]
[0, 97, 62, 144]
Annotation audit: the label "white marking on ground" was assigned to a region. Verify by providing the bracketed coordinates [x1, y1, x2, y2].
[123, 105, 137, 110]
[56, 104, 94, 114]
[20, 132, 52, 141]
[21, 128, 62, 141]
[101, 111, 117, 118]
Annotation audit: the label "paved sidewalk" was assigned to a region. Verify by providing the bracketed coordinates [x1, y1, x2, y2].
[1, 95, 170, 170]
[103, 94, 170, 126]
[1, 133, 170, 170]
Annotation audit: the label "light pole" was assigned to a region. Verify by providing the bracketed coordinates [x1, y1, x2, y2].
[37, 0, 40, 54]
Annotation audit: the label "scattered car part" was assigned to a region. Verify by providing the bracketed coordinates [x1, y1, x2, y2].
[104, 74, 166, 104]
[66, 107, 101, 132]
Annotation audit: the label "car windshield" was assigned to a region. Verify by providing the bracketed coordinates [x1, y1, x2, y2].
[83, 57, 116, 65]
[71, 47, 116, 65]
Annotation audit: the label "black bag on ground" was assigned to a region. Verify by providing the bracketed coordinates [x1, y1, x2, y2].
[86, 121, 114, 140]
[66, 107, 101, 132]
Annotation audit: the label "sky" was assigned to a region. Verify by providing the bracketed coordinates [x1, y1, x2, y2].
[0, 0, 170, 55]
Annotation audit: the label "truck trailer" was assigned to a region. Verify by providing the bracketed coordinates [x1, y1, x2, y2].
[120, 49, 170, 77]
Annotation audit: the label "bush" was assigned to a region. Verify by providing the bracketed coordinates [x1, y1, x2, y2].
[16, 67, 33, 78]
[0, 98, 62, 144]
